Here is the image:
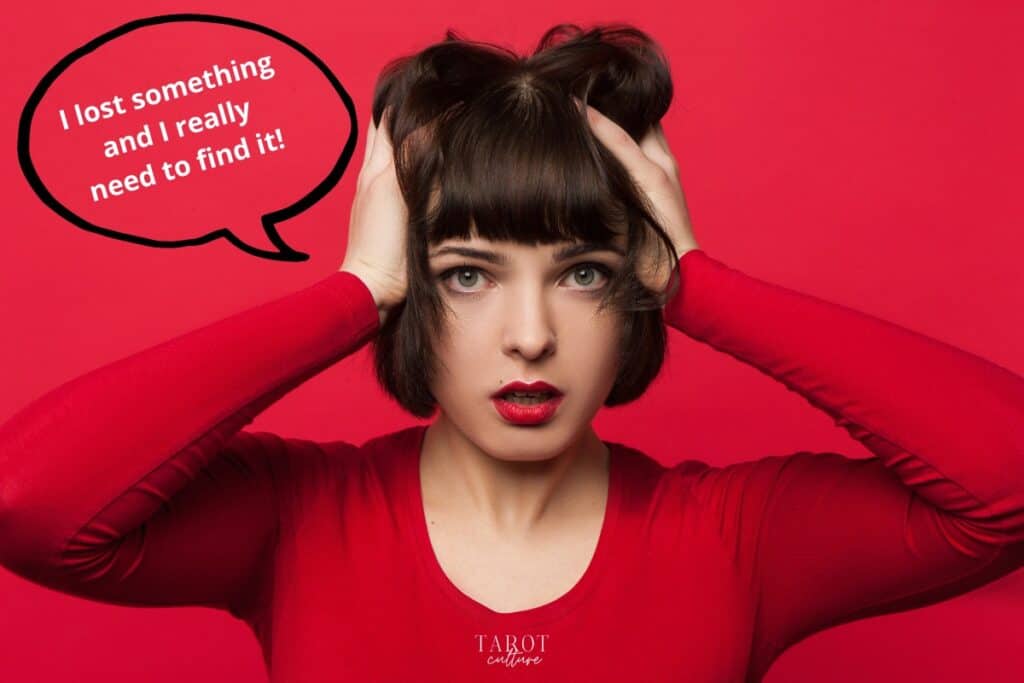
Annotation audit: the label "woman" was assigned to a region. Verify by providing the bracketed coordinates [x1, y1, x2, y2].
[1, 23, 1023, 683]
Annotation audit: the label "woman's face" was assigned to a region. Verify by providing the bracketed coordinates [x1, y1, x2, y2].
[427, 233, 628, 462]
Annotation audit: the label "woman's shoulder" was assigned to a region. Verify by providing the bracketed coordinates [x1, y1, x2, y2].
[356, 423, 425, 453]
[606, 439, 714, 510]
[609, 438, 709, 480]
[240, 425, 420, 493]
[609, 440, 801, 514]
[329, 423, 426, 485]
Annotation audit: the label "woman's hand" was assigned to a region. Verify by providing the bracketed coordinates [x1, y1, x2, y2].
[340, 107, 409, 324]
[577, 98, 700, 297]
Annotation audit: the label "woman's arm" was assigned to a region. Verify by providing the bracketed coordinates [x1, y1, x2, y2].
[664, 249, 1024, 677]
[578, 101, 1024, 672]
[0, 271, 379, 619]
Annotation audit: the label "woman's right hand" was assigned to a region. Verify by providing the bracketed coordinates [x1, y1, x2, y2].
[340, 107, 409, 325]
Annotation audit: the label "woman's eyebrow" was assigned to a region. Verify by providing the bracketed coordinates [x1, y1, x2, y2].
[429, 246, 508, 265]
[428, 242, 625, 264]
[552, 242, 625, 262]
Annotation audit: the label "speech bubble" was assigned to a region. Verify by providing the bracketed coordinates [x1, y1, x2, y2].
[18, 14, 357, 261]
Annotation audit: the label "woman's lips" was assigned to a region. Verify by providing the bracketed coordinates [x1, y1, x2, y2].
[490, 380, 563, 397]
[491, 394, 564, 425]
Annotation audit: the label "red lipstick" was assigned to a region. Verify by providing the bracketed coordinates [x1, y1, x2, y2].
[491, 380, 563, 398]
[490, 380, 564, 426]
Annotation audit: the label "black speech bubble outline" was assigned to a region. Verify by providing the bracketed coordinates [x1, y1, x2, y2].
[18, 13, 358, 262]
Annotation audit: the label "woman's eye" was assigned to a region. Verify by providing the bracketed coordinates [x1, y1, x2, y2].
[439, 266, 489, 293]
[563, 263, 612, 290]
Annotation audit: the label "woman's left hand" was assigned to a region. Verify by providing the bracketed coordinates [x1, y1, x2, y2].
[577, 98, 700, 296]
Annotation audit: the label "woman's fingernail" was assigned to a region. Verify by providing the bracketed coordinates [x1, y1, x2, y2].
[571, 95, 583, 111]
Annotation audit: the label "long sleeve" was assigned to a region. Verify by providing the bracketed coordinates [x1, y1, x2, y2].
[662, 249, 1024, 679]
[0, 270, 380, 618]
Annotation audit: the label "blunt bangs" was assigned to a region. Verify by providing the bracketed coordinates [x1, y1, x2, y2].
[427, 78, 624, 249]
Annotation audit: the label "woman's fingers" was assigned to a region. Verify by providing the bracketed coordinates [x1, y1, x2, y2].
[653, 123, 671, 154]
[376, 107, 394, 150]
[363, 107, 394, 178]
[582, 103, 666, 188]
[362, 116, 377, 167]
[638, 125, 677, 179]
[578, 99, 700, 293]
[651, 123, 679, 177]
[580, 101, 680, 183]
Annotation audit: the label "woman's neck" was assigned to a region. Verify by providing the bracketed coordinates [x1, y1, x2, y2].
[419, 415, 610, 539]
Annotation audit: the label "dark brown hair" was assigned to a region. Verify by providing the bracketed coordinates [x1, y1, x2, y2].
[369, 22, 682, 418]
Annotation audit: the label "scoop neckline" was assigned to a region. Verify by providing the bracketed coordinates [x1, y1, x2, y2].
[404, 424, 622, 627]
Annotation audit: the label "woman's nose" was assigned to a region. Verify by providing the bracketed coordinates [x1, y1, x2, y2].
[501, 288, 557, 361]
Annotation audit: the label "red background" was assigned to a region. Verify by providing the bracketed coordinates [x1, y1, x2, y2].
[2, 0, 1022, 681]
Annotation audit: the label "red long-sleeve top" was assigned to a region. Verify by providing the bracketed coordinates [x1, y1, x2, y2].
[1, 249, 1023, 682]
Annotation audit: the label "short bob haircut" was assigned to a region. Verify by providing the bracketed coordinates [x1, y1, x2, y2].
[369, 22, 683, 418]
